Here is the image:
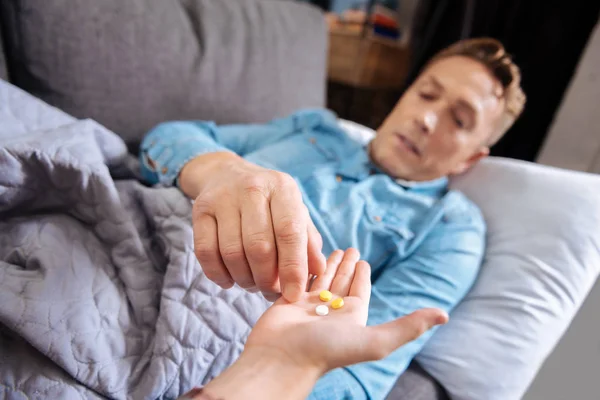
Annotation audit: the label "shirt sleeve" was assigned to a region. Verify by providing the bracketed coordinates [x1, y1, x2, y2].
[138, 108, 337, 186]
[311, 209, 486, 400]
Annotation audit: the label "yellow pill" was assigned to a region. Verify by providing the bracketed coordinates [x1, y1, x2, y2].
[319, 290, 333, 302]
[331, 298, 345, 309]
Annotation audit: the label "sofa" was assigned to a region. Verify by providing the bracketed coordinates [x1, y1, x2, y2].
[0, 0, 449, 398]
[3, 1, 600, 400]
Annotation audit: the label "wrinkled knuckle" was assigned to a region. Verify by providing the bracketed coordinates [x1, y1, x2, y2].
[192, 198, 213, 215]
[276, 219, 304, 244]
[220, 243, 246, 264]
[247, 237, 275, 262]
[243, 177, 269, 196]
[279, 260, 303, 275]
[194, 242, 217, 263]
[243, 185, 267, 198]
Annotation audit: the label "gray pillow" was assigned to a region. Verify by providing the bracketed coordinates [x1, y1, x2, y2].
[0, 0, 327, 144]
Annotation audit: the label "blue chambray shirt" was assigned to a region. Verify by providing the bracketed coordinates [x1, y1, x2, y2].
[140, 109, 486, 400]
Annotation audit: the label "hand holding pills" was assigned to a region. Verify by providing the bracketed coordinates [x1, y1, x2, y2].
[195, 248, 448, 400]
[244, 248, 449, 378]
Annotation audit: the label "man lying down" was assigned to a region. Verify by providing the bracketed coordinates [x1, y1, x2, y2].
[139, 38, 526, 399]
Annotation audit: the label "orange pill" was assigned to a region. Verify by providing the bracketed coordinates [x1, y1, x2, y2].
[319, 290, 333, 302]
[331, 298, 344, 309]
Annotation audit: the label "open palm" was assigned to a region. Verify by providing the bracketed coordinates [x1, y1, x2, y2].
[246, 249, 448, 373]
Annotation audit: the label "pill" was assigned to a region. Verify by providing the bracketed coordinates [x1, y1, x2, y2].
[319, 290, 333, 302]
[315, 305, 329, 316]
[331, 298, 345, 309]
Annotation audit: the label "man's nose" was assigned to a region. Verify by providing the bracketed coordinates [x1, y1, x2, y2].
[416, 110, 438, 135]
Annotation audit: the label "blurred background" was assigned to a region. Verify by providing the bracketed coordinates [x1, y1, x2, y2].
[304, 0, 600, 164]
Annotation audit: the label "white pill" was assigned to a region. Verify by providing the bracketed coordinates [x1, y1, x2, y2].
[315, 305, 329, 316]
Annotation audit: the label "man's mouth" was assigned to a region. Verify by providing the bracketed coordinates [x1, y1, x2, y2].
[396, 133, 422, 157]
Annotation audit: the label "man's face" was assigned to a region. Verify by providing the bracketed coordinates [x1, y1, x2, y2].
[370, 55, 504, 181]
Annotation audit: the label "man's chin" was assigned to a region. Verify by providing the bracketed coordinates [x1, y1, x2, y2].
[380, 164, 417, 181]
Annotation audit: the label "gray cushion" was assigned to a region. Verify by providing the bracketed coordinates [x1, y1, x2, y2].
[0, 0, 327, 144]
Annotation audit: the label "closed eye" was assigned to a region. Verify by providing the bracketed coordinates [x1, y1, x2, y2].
[419, 92, 436, 101]
[452, 112, 465, 128]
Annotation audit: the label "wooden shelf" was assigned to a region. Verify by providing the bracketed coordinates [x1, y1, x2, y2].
[327, 26, 411, 89]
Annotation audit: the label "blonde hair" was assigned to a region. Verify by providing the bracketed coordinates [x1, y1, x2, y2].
[426, 38, 526, 145]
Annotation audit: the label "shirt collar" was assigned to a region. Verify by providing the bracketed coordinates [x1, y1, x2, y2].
[396, 175, 449, 196]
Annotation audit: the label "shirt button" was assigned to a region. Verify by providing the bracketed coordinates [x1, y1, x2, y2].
[161, 167, 168, 174]
[374, 216, 382, 222]
[335, 175, 342, 182]
[309, 137, 316, 144]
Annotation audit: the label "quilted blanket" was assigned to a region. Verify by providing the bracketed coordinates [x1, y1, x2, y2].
[0, 80, 270, 399]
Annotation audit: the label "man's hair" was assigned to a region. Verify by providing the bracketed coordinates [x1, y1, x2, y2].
[426, 38, 526, 145]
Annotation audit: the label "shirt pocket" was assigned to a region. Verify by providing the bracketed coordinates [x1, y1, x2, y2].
[363, 197, 415, 252]
[270, 133, 340, 180]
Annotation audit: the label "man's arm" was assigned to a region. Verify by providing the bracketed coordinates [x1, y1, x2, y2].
[310, 209, 486, 399]
[138, 110, 334, 301]
[139, 111, 324, 187]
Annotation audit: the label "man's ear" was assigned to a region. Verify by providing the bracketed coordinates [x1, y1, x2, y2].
[450, 147, 490, 176]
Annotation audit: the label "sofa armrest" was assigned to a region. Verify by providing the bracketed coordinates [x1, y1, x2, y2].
[0, 0, 328, 144]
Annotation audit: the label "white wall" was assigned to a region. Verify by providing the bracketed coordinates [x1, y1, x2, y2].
[537, 22, 600, 173]
[525, 21, 600, 400]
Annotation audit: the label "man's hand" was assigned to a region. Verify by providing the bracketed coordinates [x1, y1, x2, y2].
[179, 152, 326, 302]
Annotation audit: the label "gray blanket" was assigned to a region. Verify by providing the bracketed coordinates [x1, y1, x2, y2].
[0, 80, 270, 399]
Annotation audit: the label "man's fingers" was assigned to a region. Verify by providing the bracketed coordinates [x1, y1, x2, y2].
[348, 260, 372, 303]
[263, 292, 281, 302]
[364, 309, 449, 361]
[192, 210, 233, 288]
[241, 188, 278, 294]
[270, 175, 309, 302]
[307, 218, 326, 277]
[330, 248, 360, 296]
[216, 206, 255, 290]
[310, 250, 344, 292]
